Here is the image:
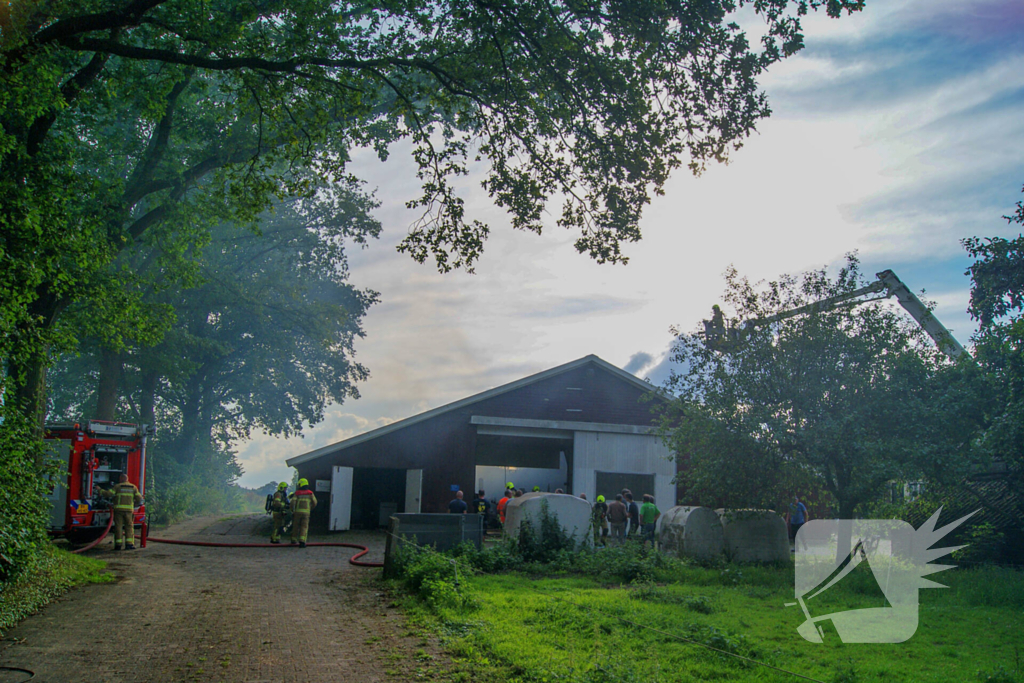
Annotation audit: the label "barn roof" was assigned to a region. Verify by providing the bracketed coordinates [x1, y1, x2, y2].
[286, 354, 665, 467]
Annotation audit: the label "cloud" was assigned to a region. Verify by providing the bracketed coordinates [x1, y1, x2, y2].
[233, 0, 1023, 486]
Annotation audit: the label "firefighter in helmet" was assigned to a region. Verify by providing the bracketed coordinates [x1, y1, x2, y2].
[102, 474, 143, 550]
[269, 481, 289, 543]
[290, 478, 317, 547]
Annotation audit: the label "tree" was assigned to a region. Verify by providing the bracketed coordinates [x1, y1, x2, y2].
[656, 256, 963, 524]
[1, 0, 865, 427]
[959, 187, 1024, 530]
[48, 184, 380, 485]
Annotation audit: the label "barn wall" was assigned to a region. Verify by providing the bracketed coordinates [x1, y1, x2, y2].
[295, 360, 671, 530]
[572, 432, 675, 507]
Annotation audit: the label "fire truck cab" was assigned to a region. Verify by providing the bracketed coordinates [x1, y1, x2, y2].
[43, 420, 153, 543]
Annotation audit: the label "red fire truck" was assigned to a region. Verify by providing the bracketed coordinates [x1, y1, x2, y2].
[43, 420, 153, 543]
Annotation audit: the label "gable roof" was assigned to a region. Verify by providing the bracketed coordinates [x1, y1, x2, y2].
[286, 354, 666, 467]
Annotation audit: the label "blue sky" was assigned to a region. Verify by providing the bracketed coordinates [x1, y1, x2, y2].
[234, 0, 1024, 487]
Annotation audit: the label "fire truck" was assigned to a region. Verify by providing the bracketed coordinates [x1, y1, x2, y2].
[43, 420, 153, 543]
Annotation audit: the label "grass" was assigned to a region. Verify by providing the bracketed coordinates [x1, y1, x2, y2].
[398, 556, 1024, 683]
[0, 545, 113, 636]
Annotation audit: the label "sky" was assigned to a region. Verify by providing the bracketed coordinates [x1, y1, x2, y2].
[234, 0, 1024, 488]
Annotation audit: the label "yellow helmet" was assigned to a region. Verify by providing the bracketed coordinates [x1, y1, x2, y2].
[277, 482, 288, 490]
[506, 482, 515, 490]
[597, 495, 605, 503]
[297, 478, 308, 487]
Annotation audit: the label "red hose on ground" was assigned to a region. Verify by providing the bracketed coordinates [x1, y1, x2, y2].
[146, 537, 383, 567]
[70, 513, 115, 555]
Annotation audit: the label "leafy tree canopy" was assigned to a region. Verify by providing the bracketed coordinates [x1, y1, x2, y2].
[1, 0, 864, 417]
[958, 186, 1024, 528]
[656, 255, 964, 519]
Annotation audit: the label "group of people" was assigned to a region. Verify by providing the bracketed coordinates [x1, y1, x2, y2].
[268, 478, 318, 547]
[591, 490, 660, 546]
[447, 484, 661, 547]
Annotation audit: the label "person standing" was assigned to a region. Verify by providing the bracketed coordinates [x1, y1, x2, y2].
[290, 478, 317, 548]
[448, 490, 468, 513]
[607, 494, 628, 545]
[473, 490, 490, 517]
[269, 482, 289, 543]
[639, 494, 661, 548]
[497, 488, 512, 526]
[102, 474, 142, 551]
[789, 496, 809, 552]
[624, 492, 641, 539]
[592, 495, 609, 545]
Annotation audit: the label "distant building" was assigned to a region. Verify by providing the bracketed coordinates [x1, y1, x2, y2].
[286, 355, 679, 531]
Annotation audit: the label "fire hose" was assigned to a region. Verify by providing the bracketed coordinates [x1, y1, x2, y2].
[67, 516, 382, 567]
[145, 536, 383, 567]
[69, 512, 114, 555]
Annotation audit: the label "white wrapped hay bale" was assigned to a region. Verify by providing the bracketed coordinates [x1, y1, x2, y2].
[716, 509, 789, 563]
[656, 506, 724, 561]
[503, 492, 593, 548]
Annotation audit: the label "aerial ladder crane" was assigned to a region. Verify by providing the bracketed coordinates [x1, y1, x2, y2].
[702, 269, 967, 360]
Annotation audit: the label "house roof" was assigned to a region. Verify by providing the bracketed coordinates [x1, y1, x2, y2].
[285, 354, 666, 467]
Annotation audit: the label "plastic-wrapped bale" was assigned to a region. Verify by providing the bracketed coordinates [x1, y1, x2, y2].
[717, 509, 789, 563]
[503, 492, 593, 548]
[656, 506, 724, 560]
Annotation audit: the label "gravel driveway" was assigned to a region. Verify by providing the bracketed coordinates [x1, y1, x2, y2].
[0, 515, 450, 683]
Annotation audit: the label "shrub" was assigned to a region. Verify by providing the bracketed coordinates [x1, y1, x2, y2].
[515, 500, 577, 564]
[0, 409, 57, 586]
[395, 546, 475, 611]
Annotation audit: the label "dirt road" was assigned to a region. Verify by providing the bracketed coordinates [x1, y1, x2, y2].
[0, 515, 450, 683]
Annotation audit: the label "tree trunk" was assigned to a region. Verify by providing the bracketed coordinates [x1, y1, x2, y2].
[7, 291, 69, 440]
[138, 368, 159, 429]
[95, 347, 123, 420]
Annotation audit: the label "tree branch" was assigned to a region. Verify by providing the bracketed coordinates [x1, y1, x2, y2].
[26, 43, 113, 156]
[123, 74, 192, 208]
[32, 0, 171, 45]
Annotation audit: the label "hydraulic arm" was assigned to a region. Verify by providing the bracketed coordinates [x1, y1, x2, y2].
[703, 270, 967, 359]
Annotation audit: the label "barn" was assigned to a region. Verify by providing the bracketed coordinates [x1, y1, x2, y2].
[286, 354, 679, 531]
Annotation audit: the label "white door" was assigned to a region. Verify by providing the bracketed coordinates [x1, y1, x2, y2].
[405, 469, 423, 513]
[330, 466, 353, 531]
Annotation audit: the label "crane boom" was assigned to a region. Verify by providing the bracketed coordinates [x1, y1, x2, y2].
[704, 270, 967, 359]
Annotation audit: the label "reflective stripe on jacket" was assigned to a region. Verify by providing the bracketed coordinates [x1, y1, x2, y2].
[113, 483, 142, 511]
[291, 489, 317, 514]
[272, 491, 287, 511]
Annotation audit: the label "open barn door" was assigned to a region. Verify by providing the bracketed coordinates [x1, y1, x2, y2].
[330, 466, 353, 531]
[405, 469, 422, 513]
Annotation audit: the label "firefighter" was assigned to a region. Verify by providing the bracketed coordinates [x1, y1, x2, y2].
[102, 474, 142, 551]
[290, 478, 317, 547]
[269, 482, 289, 543]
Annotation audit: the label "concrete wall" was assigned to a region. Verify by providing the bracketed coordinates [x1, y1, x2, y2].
[657, 506, 724, 561]
[503, 492, 593, 548]
[717, 509, 789, 563]
[572, 432, 675, 506]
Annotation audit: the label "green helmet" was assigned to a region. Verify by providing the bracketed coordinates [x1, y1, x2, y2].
[597, 495, 605, 503]
[277, 482, 288, 490]
[297, 478, 309, 487]
[532, 486, 541, 492]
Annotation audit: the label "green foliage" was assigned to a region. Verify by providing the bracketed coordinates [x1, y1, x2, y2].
[0, 545, 112, 636]
[958, 216, 1024, 544]
[515, 500, 578, 564]
[0, 407, 56, 586]
[390, 543, 475, 611]
[656, 255, 961, 518]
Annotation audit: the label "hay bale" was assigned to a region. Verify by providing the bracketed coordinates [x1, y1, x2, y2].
[503, 492, 593, 547]
[717, 509, 789, 563]
[656, 506, 724, 560]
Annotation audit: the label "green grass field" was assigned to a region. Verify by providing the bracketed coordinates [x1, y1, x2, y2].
[399, 553, 1023, 683]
